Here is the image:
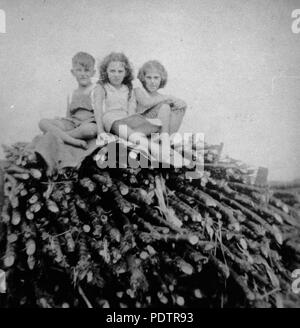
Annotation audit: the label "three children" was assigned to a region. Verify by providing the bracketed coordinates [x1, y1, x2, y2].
[39, 51, 188, 166]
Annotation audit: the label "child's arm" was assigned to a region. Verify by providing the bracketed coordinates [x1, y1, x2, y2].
[127, 92, 137, 116]
[132, 79, 171, 110]
[92, 85, 106, 134]
[93, 85, 115, 145]
[66, 93, 72, 118]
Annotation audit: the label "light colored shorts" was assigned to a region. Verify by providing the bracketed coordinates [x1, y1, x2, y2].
[103, 109, 163, 134]
[102, 109, 129, 133]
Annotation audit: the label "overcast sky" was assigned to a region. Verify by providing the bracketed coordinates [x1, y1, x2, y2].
[0, 0, 299, 181]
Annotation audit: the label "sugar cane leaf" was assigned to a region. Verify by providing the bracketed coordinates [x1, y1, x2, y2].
[99, 239, 110, 264]
[239, 238, 248, 250]
[43, 181, 54, 199]
[206, 225, 214, 239]
[155, 176, 183, 228]
[273, 213, 283, 224]
[260, 242, 270, 258]
[265, 265, 280, 288]
[78, 269, 88, 281]
[206, 216, 213, 226]
[272, 225, 283, 245]
[246, 252, 254, 264]
[166, 207, 183, 228]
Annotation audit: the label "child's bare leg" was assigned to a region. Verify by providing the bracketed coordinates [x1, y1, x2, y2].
[111, 122, 146, 146]
[156, 104, 190, 167]
[112, 122, 174, 166]
[118, 115, 145, 129]
[111, 120, 188, 167]
[111, 122, 151, 156]
[130, 122, 160, 136]
[169, 107, 186, 135]
[117, 115, 160, 136]
[156, 103, 171, 150]
[38, 118, 87, 149]
[39, 118, 66, 133]
[66, 123, 97, 140]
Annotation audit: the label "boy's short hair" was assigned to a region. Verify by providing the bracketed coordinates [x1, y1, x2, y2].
[72, 52, 95, 70]
[138, 60, 168, 89]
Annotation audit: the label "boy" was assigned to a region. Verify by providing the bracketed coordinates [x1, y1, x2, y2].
[39, 52, 98, 149]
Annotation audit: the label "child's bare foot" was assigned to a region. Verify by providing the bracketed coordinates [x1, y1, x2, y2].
[77, 140, 88, 149]
[56, 130, 88, 149]
[65, 137, 88, 149]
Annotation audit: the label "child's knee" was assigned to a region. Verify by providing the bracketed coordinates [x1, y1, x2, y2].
[110, 121, 121, 135]
[38, 118, 51, 130]
[160, 103, 171, 111]
[90, 124, 98, 138]
[82, 123, 97, 139]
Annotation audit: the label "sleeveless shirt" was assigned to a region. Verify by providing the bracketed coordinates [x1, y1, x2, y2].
[68, 84, 96, 122]
[103, 83, 136, 114]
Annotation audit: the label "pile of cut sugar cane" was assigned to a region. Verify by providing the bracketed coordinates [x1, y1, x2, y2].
[0, 138, 299, 308]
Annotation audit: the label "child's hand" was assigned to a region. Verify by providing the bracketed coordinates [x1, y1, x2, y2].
[96, 133, 114, 146]
[171, 98, 187, 110]
[166, 97, 187, 110]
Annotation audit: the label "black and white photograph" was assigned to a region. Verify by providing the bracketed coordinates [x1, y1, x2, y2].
[0, 0, 299, 312]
